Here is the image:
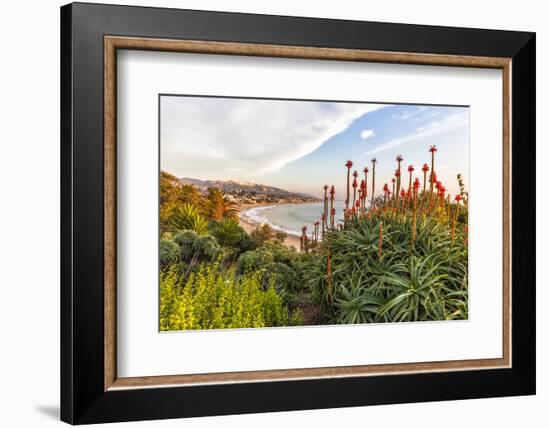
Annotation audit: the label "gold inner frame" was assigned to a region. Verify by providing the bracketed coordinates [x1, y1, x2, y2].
[104, 36, 512, 391]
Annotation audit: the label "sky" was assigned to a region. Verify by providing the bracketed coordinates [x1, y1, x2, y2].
[160, 95, 469, 199]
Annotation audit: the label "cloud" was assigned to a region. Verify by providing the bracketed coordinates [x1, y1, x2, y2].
[364, 110, 468, 156]
[392, 111, 412, 121]
[392, 106, 428, 121]
[161, 97, 384, 179]
[360, 129, 375, 140]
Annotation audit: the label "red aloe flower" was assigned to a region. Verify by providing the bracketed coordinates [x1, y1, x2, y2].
[407, 165, 414, 193]
[429, 145, 437, 193]
[422, 163, 429, 192]
[352, 175, 358, 206]
[451, 194, 462, 243]
[370, 158, 377, 204]
[396, 155, 403, 192]
[345, 160, 353, 210]
[362, 167, 369, 200]
[382, 183, 390, 206]
[413, 177, 420, 191]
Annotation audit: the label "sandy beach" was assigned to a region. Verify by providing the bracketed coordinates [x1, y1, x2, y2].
[238, 204, 301, 251]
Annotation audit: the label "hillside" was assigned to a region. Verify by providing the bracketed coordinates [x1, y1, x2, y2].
[179, 177, 320, 205]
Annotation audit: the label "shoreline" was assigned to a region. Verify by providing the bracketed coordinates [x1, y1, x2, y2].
[238, 202, 303, 251]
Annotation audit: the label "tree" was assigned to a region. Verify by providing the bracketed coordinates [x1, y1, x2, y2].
[206, 188, 239, 221]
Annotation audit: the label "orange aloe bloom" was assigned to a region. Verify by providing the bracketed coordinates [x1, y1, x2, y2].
[345, 160, 353, 210]
[352, 174, 358, 206]
[407, 165, 414, 194]
[422, 163, 429, 192]
[363, 167, 369, 198]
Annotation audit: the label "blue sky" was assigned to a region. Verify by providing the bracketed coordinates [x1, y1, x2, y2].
[161, 96, 469, 199]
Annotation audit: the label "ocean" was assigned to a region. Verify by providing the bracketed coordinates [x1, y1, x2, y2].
[242, 202, 346, 237]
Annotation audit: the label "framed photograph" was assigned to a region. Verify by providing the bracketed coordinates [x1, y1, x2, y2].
[60, 2, 536, 424]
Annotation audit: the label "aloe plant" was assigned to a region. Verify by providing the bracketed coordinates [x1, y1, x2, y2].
[305, 210, 468, 324]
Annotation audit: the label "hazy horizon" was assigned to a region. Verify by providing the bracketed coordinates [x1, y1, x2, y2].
[160, 95, 469, 199]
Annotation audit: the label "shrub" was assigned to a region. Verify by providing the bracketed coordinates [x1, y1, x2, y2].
[250, 224, 275, 246]
[274, 230, 288, 243]
[209, 218, 246, 247]
[160, 263, 302, 330]
[237, 241, 306, 295]
[169, 204, 209, 235]
[172, 230, 221, 265]
[160, 239, 179, 268]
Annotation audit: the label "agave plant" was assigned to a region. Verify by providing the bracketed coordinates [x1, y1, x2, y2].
[169, 204, 209, 235]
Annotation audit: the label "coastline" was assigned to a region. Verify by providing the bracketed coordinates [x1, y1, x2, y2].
[238, 202, 303, 251]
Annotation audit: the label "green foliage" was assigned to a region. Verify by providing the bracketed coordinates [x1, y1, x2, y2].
[160, 239, 179, 268]
[209, 218, 246, 247]
[160, 171, 203, 232]
[172, 230, 222, 265]
[160, 263, 302, 330]
[169, 204, 209, 235]
[307, 211, 468, 324]
[274, 230, 288, 243]
[237, 241, 306, 296]
[250, 223, 276, 246]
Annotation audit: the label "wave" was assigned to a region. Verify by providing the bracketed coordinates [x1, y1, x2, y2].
[241, 205, 303, 237]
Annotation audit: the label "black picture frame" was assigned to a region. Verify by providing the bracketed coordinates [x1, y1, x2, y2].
[61, 2, 535, 424]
